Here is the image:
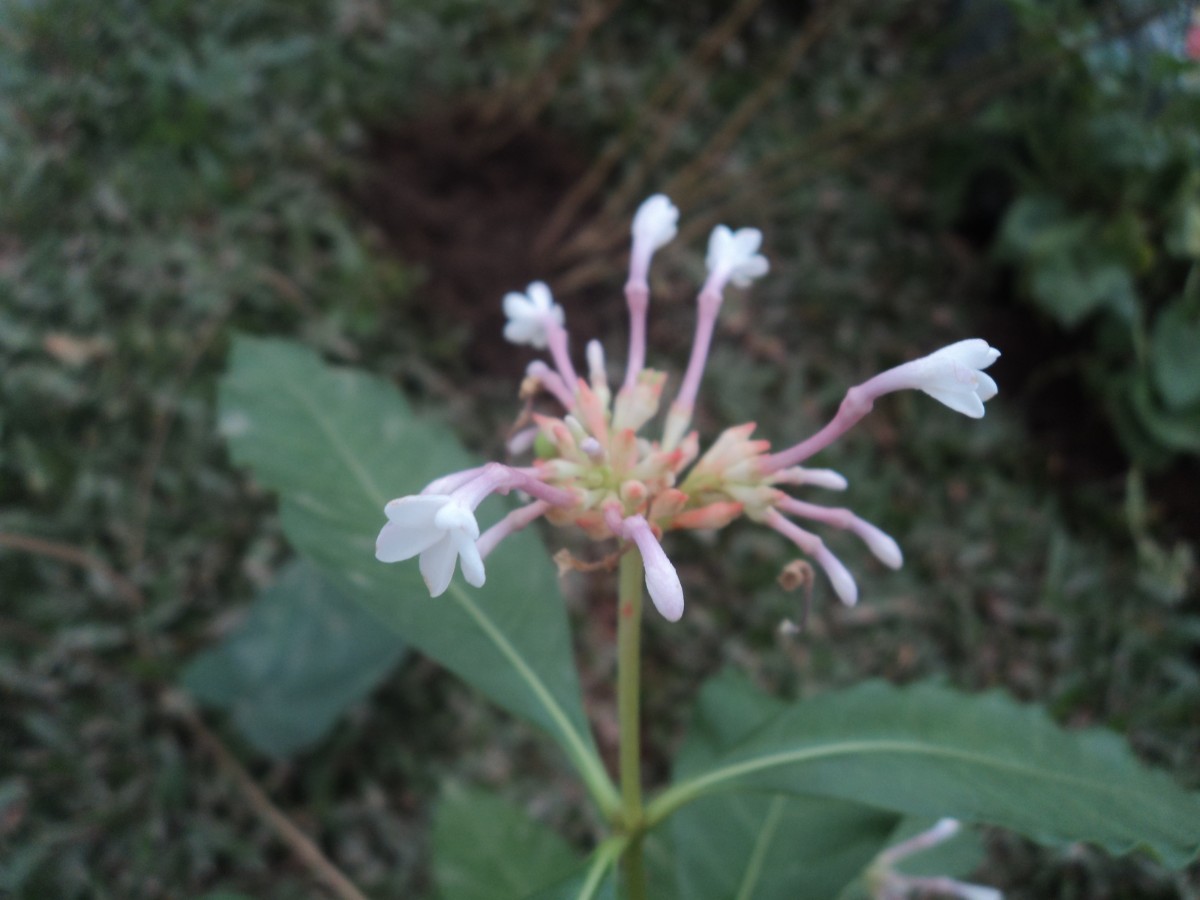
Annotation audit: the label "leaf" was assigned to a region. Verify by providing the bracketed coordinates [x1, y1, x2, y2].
[1150, 302, 1200, 410]
[650, 680, 1200, 869]
[1127, 374, 1200, 454]
[1029, 256, 1138, 327]
[181, 558, 404, 757]
[518, 837, 625, 900]
[217, 336, 610, 803]
[998, 194, 1139, 327]
[670, 673, 901, 900]
[519, 868, 617, 900]
[433, 784, 581, 900]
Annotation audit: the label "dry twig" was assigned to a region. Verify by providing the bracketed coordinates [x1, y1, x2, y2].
[0, 531, 143, 608]
[533, 0, 765, 255]
[162, 690, 371, 900]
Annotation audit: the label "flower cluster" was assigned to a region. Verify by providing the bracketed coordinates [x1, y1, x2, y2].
[376, 194, 999, 620]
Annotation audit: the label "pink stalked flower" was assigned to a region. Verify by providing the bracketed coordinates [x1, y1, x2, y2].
[375, 193, 998, 618]
[1188, 12, 1200, 61]
[867, 339, 1000, 419]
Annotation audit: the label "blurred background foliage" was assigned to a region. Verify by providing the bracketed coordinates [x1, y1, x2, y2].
[1, 0, 1198, 897]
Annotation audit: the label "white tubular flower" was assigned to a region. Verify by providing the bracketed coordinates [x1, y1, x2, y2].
[376, 495, 484, 597]
[633, 531, 685, 622]
[706, 225, 769, 288]
[503, 281, 564, 350]
[869, 818, 1003, 900]
[631, 194, 679, 257]
[615, 513, 685, 622]
[887, 339, 1000, 419]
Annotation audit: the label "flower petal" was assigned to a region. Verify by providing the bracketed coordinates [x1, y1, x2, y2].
[940, 338, 999, 370]
[419, 534, 458, 597]
[923, 384, 986, 418]
[975, 370, 998, 402]
[706, 225, 734, 271]
[503, 293, 535, 319]
[526, 281, 554, 312]
[433, 499, 480, 539]
[384, 494, 446, 524]
[375, 518, 444, 562]
[732, 227, 762, 257]
[455, 533, 486, 587]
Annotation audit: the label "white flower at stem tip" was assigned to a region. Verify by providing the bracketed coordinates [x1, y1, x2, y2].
[706, 225, 769, 288]
[631, 194, 679, 261]
[376, 495, 484, 597]
[503, 281, 564, 350]
[872, 338, 1000, 419]
[606, 506, 685, 621]
[763, 339, 1001, 474]
[627, 517, 685, 622]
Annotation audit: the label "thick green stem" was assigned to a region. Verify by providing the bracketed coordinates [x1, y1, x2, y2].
[617, 550, 648, 900]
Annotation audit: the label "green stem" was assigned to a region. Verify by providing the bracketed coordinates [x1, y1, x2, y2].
[617, 550, 648, 900]
[577, 836, 628, 900]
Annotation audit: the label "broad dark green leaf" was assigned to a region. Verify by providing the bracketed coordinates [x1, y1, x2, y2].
[1030, 256, 1138, 326]
[520, 869, 617, 900]
[433, 784, 580, 900]
[1127, 375, 1200, 453]
[998, 194, 1139, 326]
[182, 558, 404, 757]
[1151, 302, 1200, 410]
[670, 673, 899, 900]
[217, 336, 604, 794]
[653, 680, 1200, 869]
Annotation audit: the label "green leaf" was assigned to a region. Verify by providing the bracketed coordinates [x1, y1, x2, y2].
[520, 868, 618, 900]
[649, 680, 1200, 869]
[1127, 374, 1200, 454]
[217, 336, 612, 807]
[1150, 302, 1200, 410]
[670, 673, 901, 900]
[998, 194, 1139, 327]
[518, 837, 624, 900]
[433, 784, 581, 900]
[1029, 256, 1138, 326]
[181, 558, 404, 757]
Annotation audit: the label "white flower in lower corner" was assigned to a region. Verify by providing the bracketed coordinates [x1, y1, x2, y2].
[375, 494, 484, 597]
[706, 225, 769, 288]
[503, 281, 564, 350]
